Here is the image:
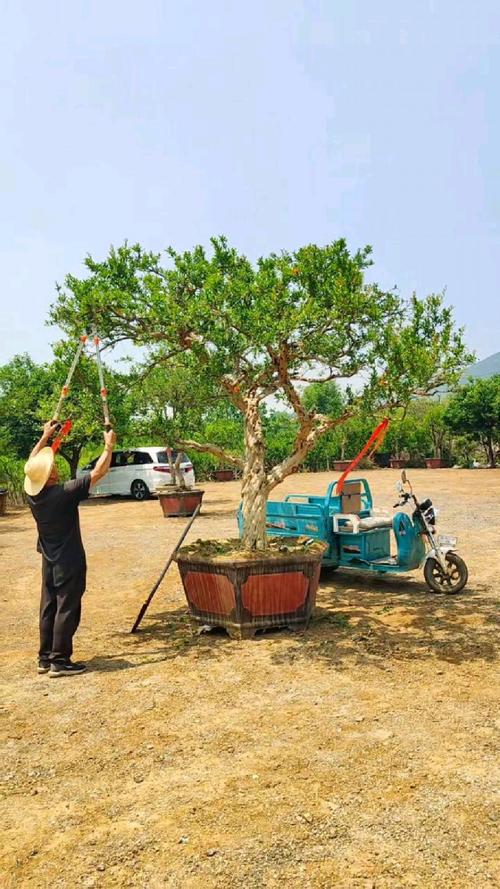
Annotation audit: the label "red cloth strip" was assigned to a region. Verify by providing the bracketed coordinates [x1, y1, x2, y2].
[336, 418, 389, 494]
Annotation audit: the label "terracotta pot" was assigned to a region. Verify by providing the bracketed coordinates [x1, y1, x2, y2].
[158, 489, 204, 517]
[333, 460, 352, 472]
[214, 469, 234, 482]
[176, 540, 327, 639]
[0, 489, 7, 516]
[426, 457, 445, 469]
[390, 458, 406, 469]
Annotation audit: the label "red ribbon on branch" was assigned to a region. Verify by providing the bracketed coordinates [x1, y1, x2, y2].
[336, 417, 389, 494]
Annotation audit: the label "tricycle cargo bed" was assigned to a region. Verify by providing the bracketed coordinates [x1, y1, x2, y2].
[238, 479, 380, 568]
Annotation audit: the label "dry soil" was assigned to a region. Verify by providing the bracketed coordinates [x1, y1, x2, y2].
[1, 469, 499, 888]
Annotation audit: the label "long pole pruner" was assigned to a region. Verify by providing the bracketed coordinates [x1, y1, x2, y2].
[92, 334, 112, 431]
[52, 334, 88, 422]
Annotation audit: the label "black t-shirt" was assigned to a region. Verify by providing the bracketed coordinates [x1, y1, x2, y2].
[28, 476, 91, 576]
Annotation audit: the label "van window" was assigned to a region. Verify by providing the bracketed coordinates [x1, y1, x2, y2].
[156, 450, 181, 464]
[132, 452, 153, 465]
[156, 450, 188, 465]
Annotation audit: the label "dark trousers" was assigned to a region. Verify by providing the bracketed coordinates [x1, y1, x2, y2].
[39, 558, 86, 662]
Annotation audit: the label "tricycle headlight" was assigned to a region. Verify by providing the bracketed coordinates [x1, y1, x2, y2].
[438, 534, 458, 548]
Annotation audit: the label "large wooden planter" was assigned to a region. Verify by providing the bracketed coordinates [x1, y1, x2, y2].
[426, 457, 445, 469]
[333, 460, 352, 472]
[0, 489, 7, 516]
[214, 469, 235, 482]
[390, 458, 406, 469]
[158, 488, 204, 517]
[176, 540, 327, 638]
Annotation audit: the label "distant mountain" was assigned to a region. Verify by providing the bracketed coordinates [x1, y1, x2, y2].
[460, 352, 500, 383]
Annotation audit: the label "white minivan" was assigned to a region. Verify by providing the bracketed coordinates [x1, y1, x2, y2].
[77, 447, 195, 500]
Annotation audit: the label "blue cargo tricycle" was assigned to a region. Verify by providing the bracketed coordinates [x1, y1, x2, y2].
[239, 471, 468, 594]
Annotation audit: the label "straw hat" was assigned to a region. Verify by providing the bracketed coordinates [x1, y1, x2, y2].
[24, 447, 55, 496]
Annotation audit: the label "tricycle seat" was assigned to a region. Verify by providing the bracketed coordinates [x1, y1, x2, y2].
[333, 513, 393, 533]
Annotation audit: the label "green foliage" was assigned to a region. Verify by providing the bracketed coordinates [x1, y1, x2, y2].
[47, 236, 472, 542]
[0, 355, 51, 458]
[421, 402, 451, 460]
[302, 381, 344, 418]
[444, 376, 500, 467]
[262, 410, 298, 469]
[51, 238, 472, 417]
[0, 455, 26, 505]
[127, 356, 217, 444]
[0, 346, 137, 477]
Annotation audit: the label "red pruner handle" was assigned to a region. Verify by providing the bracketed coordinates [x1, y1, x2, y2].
[51, 419, 72, 454]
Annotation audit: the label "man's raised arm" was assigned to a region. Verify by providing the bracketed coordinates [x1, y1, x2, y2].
[90, 429, 117, 486]
[29, 420, 58, 459]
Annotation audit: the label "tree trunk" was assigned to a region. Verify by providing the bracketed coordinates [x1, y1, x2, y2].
[241, 397, 269, 551]
[484, 436, 496, 468]
[60, 448, 81, 479]
[174, 451, 187, 488]
[166, 447, 186, 488]
[70, 453, 80, 479]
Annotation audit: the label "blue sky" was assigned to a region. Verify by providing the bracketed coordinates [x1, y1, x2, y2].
[1, 0, 499, 366]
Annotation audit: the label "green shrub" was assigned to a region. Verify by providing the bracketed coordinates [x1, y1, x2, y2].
[0, 455, 27, 505]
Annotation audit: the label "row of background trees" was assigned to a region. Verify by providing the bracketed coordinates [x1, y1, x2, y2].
[1, 347, 499, 504]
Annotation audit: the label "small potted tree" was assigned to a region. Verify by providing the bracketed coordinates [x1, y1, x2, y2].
[386, 410, 411, 468]
[423, 402, 449, 468]
[128, 363, 206, 516]
[333, 429, 352, 472]
[51, 238, 471, 636]
[389, 452, 408, 469]
[156, 446, 204, 516]
[213, 466, 235, 481]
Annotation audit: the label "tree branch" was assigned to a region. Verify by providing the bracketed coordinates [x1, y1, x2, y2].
[269, 344, 311, 424]
[267, 411, 353, 489]
[175, 438, 244, 468]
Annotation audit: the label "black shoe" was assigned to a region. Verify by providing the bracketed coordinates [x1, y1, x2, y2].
[49, 660, 87, 678]
[37, 659, 51, 674]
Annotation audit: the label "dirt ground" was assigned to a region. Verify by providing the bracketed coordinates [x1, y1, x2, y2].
[1, 469, 499, 888]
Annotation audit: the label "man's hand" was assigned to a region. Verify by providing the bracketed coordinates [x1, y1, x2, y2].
[43, 420, 59, 440]
[104, 429, 117, 450]
[28, 420, 59, 459]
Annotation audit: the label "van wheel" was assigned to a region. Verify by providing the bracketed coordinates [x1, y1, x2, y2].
[131, 479, 149, 501]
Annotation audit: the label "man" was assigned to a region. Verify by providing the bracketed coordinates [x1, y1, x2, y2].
[24, 421, 116, 677]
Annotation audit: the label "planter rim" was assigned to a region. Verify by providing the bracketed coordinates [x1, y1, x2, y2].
[157, 488, 204, 497]
[176, 537, 327, 569]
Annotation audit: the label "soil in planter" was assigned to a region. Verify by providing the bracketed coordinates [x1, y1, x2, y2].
[178, 536, 326, 563]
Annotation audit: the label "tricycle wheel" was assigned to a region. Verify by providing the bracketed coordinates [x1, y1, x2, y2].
[424, 552, 468, 594]
[321, 564, 339, 575]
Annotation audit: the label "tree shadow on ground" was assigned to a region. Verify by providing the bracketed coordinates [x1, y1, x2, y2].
[102, 567, 499, 673]
[269, 570, 498, 669]
[83, 613, 233, 673]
